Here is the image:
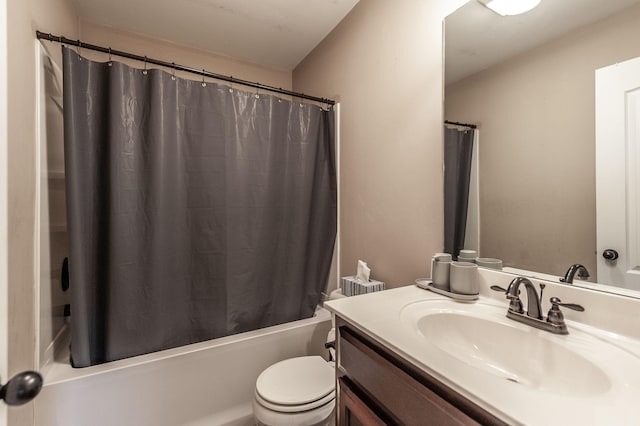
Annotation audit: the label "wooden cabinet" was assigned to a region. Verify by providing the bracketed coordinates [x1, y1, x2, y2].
[335, 317, 507, 426]
[338, 377, 387, 426]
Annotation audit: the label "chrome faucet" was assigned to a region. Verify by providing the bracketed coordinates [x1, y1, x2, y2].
[560, 264, 590, 283]
[506, 276, 542, 319]
[491, 276, 585, 334]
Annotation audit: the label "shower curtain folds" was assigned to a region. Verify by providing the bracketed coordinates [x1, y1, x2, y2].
[444, 126, 475, 260]
[63, 47, 337, 367]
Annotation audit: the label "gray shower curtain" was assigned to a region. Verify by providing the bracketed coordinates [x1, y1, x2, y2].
[444, 126, 475, 260]
[63, 48, 336, 367]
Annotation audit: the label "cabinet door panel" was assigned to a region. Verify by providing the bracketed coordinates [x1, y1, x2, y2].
[338, 377, 387, 426]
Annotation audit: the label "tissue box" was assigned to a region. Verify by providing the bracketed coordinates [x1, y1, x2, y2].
[341, 276, 385, 297]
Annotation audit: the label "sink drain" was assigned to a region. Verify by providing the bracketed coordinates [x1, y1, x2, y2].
[506, 377, 520, 384]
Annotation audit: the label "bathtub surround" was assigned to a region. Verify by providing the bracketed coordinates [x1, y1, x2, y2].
[63, 48, 336, 367]
[35, 308, 332, 425]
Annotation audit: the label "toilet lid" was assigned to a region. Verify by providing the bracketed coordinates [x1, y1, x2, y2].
[256, 356, 335, 406]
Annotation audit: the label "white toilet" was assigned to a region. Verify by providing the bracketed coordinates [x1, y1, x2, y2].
[252, 355, 336, 426]
[253, 292, 343, 426]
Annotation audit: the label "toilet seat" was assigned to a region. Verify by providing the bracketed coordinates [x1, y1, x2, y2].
[255, 389, 335, 413]
[255, 356, 335, 413]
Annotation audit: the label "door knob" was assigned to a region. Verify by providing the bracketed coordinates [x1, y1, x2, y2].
[0, 371, 43, 405]
[602, 249, 619, 261]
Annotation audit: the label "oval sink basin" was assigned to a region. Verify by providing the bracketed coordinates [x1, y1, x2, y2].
[401, 301, 611, 396]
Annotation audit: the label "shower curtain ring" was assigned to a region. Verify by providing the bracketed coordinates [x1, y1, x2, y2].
[255, 84, 260, 99]
[108, 47, 113, 67]
[171, 62, 176, 81]
[142, 56, 148, 75]
[201, 69, 206, 87]
[76, 40, 82, 59]
[229, 77, 233, 93]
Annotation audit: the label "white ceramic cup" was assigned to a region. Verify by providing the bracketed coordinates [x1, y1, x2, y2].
[431, 253, 452, 291]
[476, 257, 503, 270]
[449, 261, 479, 295]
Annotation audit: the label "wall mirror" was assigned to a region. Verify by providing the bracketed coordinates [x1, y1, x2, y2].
[444, 0, 640, 296]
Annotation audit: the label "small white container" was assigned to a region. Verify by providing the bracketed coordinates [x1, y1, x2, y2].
[431, 253, 452, 291]
[458, 249, 478, 262]
[476, 258, 503, 270]
[449, 261, 479, 295]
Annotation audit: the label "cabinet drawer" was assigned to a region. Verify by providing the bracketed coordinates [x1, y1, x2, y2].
[338, 323, 504, 426]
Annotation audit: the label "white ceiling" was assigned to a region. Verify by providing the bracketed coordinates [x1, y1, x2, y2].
[72, 0, 359, 71]
[445, 0, 640, 85]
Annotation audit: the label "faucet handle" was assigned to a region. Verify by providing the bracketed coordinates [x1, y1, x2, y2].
[549, 297, 585, 312]
[490, 285, 520, 297]
[547, 297, 584, 327]
[491, 285, 524, 313]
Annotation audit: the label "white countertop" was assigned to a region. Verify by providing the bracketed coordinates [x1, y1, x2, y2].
[325, 283, 640, 426]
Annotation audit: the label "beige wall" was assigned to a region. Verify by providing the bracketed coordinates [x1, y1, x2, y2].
[293, 0, 467, 288]
[78, 20, 292, 91]
[7, 0, 78, 424]
[445, 3, 640, 278]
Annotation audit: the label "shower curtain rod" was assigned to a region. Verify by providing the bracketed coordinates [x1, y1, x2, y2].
[36, 31, 336, 106]
[444, 120, 477, 129]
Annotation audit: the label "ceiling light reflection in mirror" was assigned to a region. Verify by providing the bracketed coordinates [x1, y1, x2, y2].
[478, 0, 541, 16]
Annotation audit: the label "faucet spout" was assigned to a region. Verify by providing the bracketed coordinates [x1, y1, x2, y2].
[560, 264, 590, 284]
[506, 277, 542, 320]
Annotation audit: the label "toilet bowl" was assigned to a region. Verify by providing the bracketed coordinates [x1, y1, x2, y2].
[253, 354, 336, 426]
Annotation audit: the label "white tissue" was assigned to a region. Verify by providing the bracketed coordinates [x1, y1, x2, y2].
[356, 260, 370, 282]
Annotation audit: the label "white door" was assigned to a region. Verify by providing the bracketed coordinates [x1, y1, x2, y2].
[0, 0, 8, 423]
[596, 56, 640, 291]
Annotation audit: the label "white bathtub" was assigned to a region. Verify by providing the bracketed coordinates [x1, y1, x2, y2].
[34, 308, 332, 426]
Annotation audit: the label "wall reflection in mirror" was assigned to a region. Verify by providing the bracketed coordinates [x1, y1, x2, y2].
[444, 0, 640, 295]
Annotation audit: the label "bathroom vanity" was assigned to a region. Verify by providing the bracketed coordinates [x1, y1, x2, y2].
[335, 318, 505, 425]
[325, 269, 640, 425]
